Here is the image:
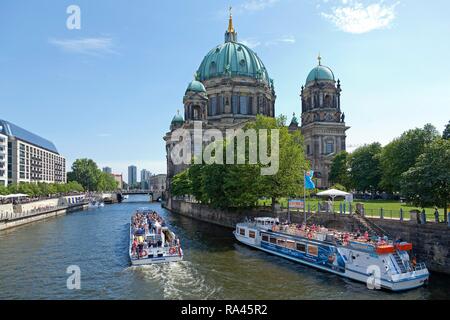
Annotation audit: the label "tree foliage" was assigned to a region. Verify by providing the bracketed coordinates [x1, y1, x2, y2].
[348, 143, 383, 193]
[0, 181, 84, 197]
[329, 151, 351, 189]
[443, 120, 450, 140]
[67, 158, 117, 191]
[401, 138, 450, 218]
[170, 115, 309, 209]
[379, 124, 440, 193]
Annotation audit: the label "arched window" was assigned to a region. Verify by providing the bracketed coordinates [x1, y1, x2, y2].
[210, 97, 217, 115]
[232, 95, 239, 114]
[325, 141, 334, 155]
[240, 96, 248, 115]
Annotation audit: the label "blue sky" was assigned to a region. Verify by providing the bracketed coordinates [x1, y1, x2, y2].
[1, 0, 449, 180]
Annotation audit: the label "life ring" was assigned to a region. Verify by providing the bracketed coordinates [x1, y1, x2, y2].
[140, 250, 148, 257]
[169, 247, 176, 255]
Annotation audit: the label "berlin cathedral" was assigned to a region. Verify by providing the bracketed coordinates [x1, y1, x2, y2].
[164, 12, 349, 196]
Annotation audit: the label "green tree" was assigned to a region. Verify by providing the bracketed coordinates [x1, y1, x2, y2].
[0, 185, 8, 195]
[443, 121, 450, 140]
[246, 115, 308, 211]
[170, 115, 309, 211]
[380, 124, 440, 193]
[98, 172, 118, 191]
[171, 170, 192, 197]
[401, 138, 450, 222]
[68, 159, 102, 191]
[329, 151, 351, 189]
[349, 143, 383, 193]
[223, 164, 261, 208]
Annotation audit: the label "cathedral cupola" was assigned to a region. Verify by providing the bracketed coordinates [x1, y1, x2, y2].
[170, 110, 184, 130]
[305, 54, 335, 85]
[183, 76, 208, 122]
[301, 55, 342, 126]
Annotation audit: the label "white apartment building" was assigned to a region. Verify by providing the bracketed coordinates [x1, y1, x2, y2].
[0, 132, 7, 187]
[0, 120, 66, 185]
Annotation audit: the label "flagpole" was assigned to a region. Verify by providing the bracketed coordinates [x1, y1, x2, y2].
[304, 170, 306, 225]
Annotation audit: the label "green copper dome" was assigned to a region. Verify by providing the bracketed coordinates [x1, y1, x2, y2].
[171, 112, 184, 125]
[197, 42, 270, 84]
[306, 65, 335, 84]
[186, 80, 206, 93]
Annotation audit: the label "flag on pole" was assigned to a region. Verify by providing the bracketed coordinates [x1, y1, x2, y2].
[304, 170, 315, 190]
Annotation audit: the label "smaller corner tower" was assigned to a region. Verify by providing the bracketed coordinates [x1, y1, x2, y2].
[183, 75, 209, 122]
[300, 54, 350, 188]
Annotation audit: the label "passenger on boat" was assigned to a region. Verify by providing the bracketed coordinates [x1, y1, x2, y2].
[132, 238, 138, 255]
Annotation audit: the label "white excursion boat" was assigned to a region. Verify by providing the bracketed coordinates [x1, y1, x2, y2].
[88, 201, 104, 209]
[234, 217, 429, 291]
[129, 209, 183, 265]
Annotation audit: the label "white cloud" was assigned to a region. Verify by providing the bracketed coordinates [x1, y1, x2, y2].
[321, 1, 398, 34]
[278, 35, 296, 43]
[240, 38, 262, 48]
[49, 37, 117, 56]
[242, 35, 296, 48]
[240, 0, 280, 12]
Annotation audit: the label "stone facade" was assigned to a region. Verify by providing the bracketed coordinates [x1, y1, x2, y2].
[299, 60, 350, 188]
[164, 14, 276, 194]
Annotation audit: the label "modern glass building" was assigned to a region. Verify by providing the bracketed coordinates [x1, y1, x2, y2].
[128, 165, 137, 187]
[0, 119, 66, 186]
[102, 167, 112, 174]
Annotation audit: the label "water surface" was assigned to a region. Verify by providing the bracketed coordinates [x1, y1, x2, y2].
[0, 195, 448, 299]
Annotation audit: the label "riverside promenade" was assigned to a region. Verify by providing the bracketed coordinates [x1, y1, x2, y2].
[0, 195, 88, 231]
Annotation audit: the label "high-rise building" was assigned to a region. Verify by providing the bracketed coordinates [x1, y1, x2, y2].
[102, 167, 112, 174]
[112, 173, 123, 189]
[140, 169, 151, 189]
[0, 132, 8, 187]
[128, 165, 137, 187]
[0, 119, 66, 186]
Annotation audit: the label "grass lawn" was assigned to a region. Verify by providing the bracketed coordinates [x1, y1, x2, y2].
[257, 198, 447, 221]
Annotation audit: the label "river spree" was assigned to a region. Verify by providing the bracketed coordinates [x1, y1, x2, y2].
[0, 195, 448, 300]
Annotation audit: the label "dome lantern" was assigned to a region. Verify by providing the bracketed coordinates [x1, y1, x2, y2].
[225, 6, 237, 43]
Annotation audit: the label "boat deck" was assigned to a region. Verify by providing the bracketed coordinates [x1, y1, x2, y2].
[129, 209, 182, 264]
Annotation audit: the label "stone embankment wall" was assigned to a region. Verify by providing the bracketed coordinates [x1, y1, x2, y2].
[0, 204, 14, 215]
[0, 195, 87, 231]
[167, 199, 450, 275]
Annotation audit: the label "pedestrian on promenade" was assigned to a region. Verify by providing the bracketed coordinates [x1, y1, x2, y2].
[434, 207, 440, 223]
[421, 209, 426, 224]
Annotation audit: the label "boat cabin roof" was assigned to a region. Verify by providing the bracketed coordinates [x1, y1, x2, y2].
[255, 217, 278, 224]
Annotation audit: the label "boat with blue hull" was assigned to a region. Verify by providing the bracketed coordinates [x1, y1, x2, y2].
[234, 217, 429, 291]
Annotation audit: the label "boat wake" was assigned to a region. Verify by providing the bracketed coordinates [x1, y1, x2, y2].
[126, 261, 220, 299]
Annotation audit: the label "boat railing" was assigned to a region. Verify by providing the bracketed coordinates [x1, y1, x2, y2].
[414, 262, 427, 271]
